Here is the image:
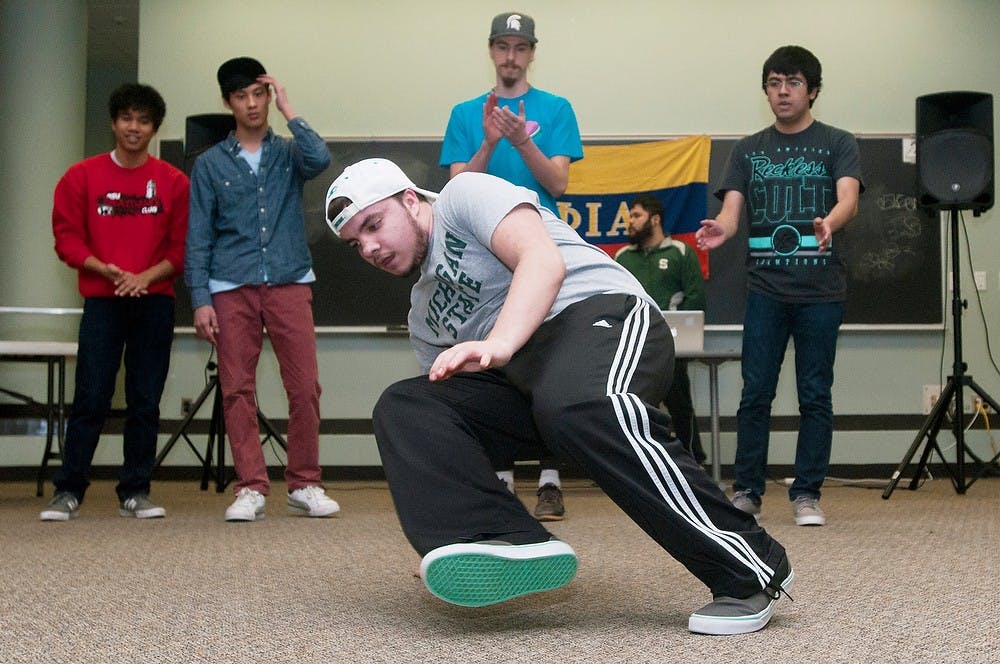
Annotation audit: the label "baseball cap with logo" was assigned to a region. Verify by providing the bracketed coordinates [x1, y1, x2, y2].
[489, 12, 537, 44]
[325, 159, 439, 237]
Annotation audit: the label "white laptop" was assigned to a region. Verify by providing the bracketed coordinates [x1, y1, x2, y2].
[661, 310, 705, 353]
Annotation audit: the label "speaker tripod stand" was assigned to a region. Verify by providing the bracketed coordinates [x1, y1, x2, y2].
[883, 207, 1000, 498]
[154, 360, 287, 492]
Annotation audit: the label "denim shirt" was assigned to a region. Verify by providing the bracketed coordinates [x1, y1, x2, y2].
[185, 117, 331, 309]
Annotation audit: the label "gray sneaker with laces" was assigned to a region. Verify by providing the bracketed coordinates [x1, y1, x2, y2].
[731, 489, 761, 520]
[792, 495, 826, 526]
[40, 492, 80, 521]
[688, 555, 794, 635]
[119, 494, 166, 519]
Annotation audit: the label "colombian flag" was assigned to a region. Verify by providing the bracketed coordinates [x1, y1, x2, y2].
[558, 135, 711, 276]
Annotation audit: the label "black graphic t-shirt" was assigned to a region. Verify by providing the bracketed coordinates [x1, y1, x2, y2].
[716, 121, 863, 303]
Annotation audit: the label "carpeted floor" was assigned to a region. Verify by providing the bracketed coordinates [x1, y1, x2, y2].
[1, 476, 998, 663]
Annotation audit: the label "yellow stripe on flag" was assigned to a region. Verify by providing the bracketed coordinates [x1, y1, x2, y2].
[564, 135, 710, 194]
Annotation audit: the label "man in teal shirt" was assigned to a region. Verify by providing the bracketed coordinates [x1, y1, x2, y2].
[440, 12, 584, 519]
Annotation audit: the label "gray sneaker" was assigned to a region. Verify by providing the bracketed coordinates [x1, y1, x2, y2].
[731, 489, 761, 520]
[534, 484, 565, 521]
[688, 555, 794, 635]
[40, 492, 80, 521]
[119, 494, 166, 519]
[792, 496, 826, 526]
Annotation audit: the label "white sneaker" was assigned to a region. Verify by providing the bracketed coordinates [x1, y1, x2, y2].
[225, 487, 265, 522]
[287, 485, 340, 517]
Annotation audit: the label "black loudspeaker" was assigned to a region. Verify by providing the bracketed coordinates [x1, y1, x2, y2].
[183, 114, 236, 174]
[916, 91, 994, 213]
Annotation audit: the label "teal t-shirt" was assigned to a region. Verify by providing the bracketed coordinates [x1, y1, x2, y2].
[440, 87, 583, 213]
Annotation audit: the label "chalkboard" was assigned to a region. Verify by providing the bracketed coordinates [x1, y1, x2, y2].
[162, 135, 942, 329]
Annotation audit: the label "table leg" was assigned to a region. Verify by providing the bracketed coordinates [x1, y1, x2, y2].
[709, 362, 723, 489]
[57, 356, 66, 455]
[36, 359, 57, 496]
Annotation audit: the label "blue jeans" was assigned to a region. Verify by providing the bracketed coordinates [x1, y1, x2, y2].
[53, 295, 175, 502]
[733, 291, 843, 502]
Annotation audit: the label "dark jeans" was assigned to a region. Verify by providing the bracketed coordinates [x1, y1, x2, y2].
[734, 291, 843, 502]
[54, 295, 174, 502]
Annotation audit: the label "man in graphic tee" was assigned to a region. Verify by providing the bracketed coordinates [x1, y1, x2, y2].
[696, 45, 864, 527]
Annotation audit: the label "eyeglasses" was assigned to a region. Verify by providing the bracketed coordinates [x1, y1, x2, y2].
[766, 77, 806, 90]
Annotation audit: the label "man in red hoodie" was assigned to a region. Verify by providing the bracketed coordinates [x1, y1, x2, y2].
[42, 83, 189, 521]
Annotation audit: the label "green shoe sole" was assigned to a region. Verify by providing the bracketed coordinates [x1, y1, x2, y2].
[422, 541, 578, 607]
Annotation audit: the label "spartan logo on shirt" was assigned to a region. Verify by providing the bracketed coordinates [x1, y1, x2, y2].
[745, 147, 836, 265]
[424, 231, 483, 340]
[96, 179, 163, 217]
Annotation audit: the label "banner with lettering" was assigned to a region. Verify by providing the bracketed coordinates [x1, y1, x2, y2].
[558, 135, 711, 276]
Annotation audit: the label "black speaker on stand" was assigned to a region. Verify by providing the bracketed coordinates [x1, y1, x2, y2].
[884, 91, 999, 498]
[916, 91, 993, 214]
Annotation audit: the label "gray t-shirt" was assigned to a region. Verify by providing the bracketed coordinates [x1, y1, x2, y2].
[716, 120, 863, 303]
[408, 172, 655, 372]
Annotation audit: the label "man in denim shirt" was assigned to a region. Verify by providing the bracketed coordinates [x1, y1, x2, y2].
[186, 57, 339, 522]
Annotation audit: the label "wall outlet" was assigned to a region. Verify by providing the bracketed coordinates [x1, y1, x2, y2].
[958, 394, 977, 415]
[923, 384, 985, 415]
[948, 272, 989, 292]
[922, 385, 942, 415]
[972, 396, 995, 414]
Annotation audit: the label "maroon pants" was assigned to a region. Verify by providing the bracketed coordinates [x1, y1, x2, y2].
[213, 284, 322, 495]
